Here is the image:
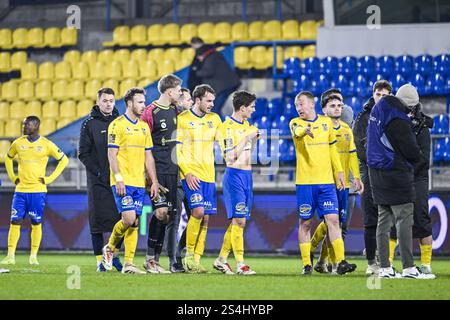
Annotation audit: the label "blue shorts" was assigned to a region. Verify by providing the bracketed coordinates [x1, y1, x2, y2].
[11, 192, 47, 224]
[337, 188, 350, 223]
[296, 184, 339, 220]
[112, 185, 145, 215]
[223, 167, 253, 220]
[181, 179, 217, 215]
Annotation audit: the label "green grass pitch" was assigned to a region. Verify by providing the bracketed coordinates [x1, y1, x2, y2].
[1, 253, 449, 300]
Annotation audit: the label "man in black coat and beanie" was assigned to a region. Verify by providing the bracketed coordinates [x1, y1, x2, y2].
[188, 37, 241, 116]
[78, 87, 123, 272]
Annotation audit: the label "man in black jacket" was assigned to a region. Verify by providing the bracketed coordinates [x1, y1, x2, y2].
[367, 85, 434, 279]
[78, 88, 123, 272]
[188, 37, 241, 116]
[353, 80, 392, 275]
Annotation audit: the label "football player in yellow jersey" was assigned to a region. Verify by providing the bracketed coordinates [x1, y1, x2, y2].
[311, 94, 364, 274]
[1, 116, 68, 266]
[176, 84, 222, 273]
[213, 90, 259, 275]
[102, 88, 160, 275]
[289, 91, 356, 275]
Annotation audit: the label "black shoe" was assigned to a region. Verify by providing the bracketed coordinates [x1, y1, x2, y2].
[302, 265, 313, 275]
[310, 253, 314, 268]
[170, 257, 185, 273]
[327, 264, 333, 273]
[336, 260, 357, 275]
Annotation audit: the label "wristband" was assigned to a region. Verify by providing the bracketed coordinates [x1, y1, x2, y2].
[115, 173, 123, 182]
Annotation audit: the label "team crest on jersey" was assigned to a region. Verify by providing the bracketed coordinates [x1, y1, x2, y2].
[109, 134, 116, 143]
[322, 123, 328, 131]
[37, 146, 43, 153]
[121, 196, 134, 206]
[344, 133, 350, 141]
[126, 127, 131, 133]
[189, 121, 195, 128]
[207, 121, 213, 129]
[161, 121, 167, 129]
[141, 128, 146, 135]
[190, 193, 203, 204]
[20, 145, 26, 150]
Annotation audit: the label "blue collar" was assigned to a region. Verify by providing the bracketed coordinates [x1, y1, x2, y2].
[124, 113, 138, 125]
[27, 135, 40, 143]
[305, 114, 318, 123]
[190, 108, 205, 118]
[230, 116, 244, 125]
[333, 123, 341, 130]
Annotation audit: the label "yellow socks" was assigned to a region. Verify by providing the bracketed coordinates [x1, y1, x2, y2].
[327, 243, 337, 265]
[194, 226, 208, 263]
[124, 226, 138, 264]
[96, 255, 103, 264]
[7, 224, 21, 257]
[331, 238, 345, 263]
[231, 224, 244, 263]
[299, 243, 312, 266]
[318, 242, 329, 263]
[311, 222, 327, 252]
[420, 244, 432, 266]
[389, 239, 397, 263]
[219, 224, 232, 260]
[108, 220, 127, 249]
[30, 224, 42, 256]
[186, 216, 202, 255]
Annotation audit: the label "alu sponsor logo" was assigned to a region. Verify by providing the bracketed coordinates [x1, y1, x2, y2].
[323, 201, 334, 211]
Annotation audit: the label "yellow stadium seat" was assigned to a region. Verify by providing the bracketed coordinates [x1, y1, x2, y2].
[40, 118, 56, 136]
[148, 48, 165, 62]
[4, 119, 22, 138]
[0, 121, 5, 138]
[27, 28, 45, 48]
[18, 80, 35, 101]
[104, 25, 130, 47]
[2, 81, 17, 101]
[38, 62, 54, 80]
[180, 24, 197, 44]
[52, 80, 69, 101]
[61, 27, 77, 46]
[162, 23, 181, 45]
[54, 61, 72, 80]
[89, 61, 106, 81]
[68, 80, 84, 101]
[21, 62, 38, 81]
[285, 46, 303, 59]
[119, 79, 137, 97]
[26, 101, 42, 118]
[147, 24, 163, 45]
[77, 100, 93, 118]
[113, 49, 130, 64]
[139, 60, 157, 81]
[175, 57, 192, 70]
[85, 79, 102, 99]
[11, 51, 27, 70]
[164, 47, 181, 62]
[35, 80, 52, 101]
[105, 61, 122, 80]
[72, 61, 90, 80]
[0, 141, 11, 160]
[9, 101, 27, 120]
[249, 21, 263, 41]
[44, 27, 61, 48]
[250, 46, 270, 70]
[197, 22, 215, 44]
[265, 46, 284, 69]
[60, 100, 77, 118]
[158, 59, 175, 77]
[137, 78, 152, 88]
[57, 118, 73, 129]
[181, 48, 195, 62]
[81, 50, 97, 67]
[102, 79, 119, 96]
[130, 49, 147, 62]
[282, 20, 299, 40]
[122, 60, 140, 79]
[64, 50, 80, 65]
[300, 20, 318, 40]
[263, 20, 282, 41]
[42, 101, 59, 119]
[0, 52, 10, 72]
[214, 22, 232, 44]
[130, 25, 147, 46]
[97, 49, 114, 63]
[0, 102, 9, 119]
[12, 28, 28, 49]
[302, 44, 316, 58]
[234, 47, 250, 69]
[231, 22, 248, 42]
[0, 28, 13, 49]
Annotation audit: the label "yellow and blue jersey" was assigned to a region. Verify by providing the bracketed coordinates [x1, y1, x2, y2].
[176, 108, 222, 183]
[7, 136, 65, 193]
[333, 121, 360, 188]
[217, 116, 256, 157]
[107, 114, 153, 188]
[289, 115, 343, 185]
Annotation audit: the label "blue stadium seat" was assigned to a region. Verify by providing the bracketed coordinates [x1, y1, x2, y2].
[446, 75, 450, 94]
[354, 75, 371, 98]
[427, 73, 446, 96]
[214, 142, 224, 164]
[357, 56, 376, 76]
[415, 55, 433, 77]
[287, 140, 296, 163]
[271, 115, 290, 136]
[254, 97, 268, 118]
[432, 114, 449, 134]
[257, 137, 271, 164]
[377, 56, 395, 78]
[330, 74, 351, 97]
[339, 56, 357, 77]
[284, 100, 297, 119]
[254, 115, 272, 132]
[301, 57, 320, 76]
[395, 55, 414, 78]
[274, 139, 291, 164]
[283, 57, 301, 78]
[391, 73, 406, 92]
[433, 138, 445, 162]
[311, 74, 329, 96]
[292, 74, 311, 93]
[445, 138, 450, 163]
[320, 56, 339, 77]
[408, 73, 426, 96]
[314, 97, 323, 115]
[434, 54, 449, 77]
[268, 97, 282, 117]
